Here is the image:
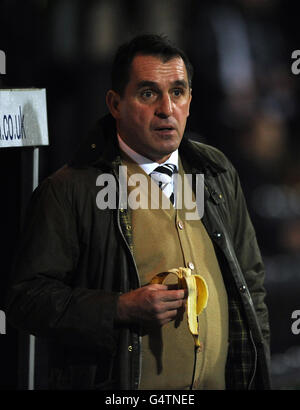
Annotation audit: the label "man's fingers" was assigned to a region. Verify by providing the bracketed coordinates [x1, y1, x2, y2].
[159, 288, 186, 301]
[163, 298, 185, 311]
[147, 283, 168, 291]
[117, 283, 188, 326]
[145, 284, 188, 300]
[151, 295, 185, 320]
[147, 286, 187, 316]
[157, 306, 184, 325]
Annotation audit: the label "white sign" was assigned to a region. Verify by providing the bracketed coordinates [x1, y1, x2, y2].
[0, 310, 5, 334]
[0, 88, 49, 148]
[0, 50, 5, 74]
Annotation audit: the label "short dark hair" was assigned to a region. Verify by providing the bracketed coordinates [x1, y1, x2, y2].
[111, 34, 194, 96]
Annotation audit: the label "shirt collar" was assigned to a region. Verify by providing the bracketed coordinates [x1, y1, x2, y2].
[117, 134, 178, 175]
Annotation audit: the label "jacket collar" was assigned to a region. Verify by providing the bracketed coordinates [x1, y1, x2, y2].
[69, 113, 227, 176]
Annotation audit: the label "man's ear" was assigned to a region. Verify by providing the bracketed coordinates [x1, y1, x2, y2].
[106, 89, 121, 119]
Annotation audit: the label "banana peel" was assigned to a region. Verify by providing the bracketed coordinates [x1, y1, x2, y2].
[150, 267, 208, 349]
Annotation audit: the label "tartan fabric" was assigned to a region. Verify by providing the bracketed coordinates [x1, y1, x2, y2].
[224, 280, 255, 390]
[210, 213, 256, 390]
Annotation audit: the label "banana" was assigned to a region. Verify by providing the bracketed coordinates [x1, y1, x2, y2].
[150, 267, 208, 348]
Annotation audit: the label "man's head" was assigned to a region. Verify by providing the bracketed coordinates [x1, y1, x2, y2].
[110, 34, 193, 97]
[106, 34, 193, 163]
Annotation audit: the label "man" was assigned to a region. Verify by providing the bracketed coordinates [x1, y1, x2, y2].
[6, 34, 271, 390]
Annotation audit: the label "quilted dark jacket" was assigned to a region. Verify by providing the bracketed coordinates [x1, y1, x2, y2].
[6, 114, 271, 390]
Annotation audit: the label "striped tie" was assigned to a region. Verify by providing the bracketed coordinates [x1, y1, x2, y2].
[150, 164, 177, 205]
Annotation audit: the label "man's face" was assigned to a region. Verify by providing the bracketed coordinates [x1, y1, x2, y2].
[109, 55, 192, 163]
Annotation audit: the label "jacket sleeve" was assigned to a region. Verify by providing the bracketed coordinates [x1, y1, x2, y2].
[229, 162, 270, 351]
[5, 176, 120, 355]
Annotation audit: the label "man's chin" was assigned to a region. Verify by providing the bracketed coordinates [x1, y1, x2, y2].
[150, 146, 179, 163]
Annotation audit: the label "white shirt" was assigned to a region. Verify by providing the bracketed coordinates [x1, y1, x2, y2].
[117, 134, 178, 204]
[117, 134, 178, 174]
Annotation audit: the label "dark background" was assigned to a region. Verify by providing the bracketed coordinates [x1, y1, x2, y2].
[0, 0, 300, 390]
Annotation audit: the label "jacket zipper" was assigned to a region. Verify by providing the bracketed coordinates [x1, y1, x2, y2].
[248, 330, 257, 389]
[224, 232, 259, 389]
[116, 208, 142, 390]
[205, 181, 259, 389]
[113, 168, 142, 390]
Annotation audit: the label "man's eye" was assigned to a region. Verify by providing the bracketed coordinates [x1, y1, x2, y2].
[173, 88, 184, 97]
[141, 90, 154, 99]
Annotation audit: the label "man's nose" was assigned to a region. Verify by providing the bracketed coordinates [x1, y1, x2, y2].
[155, 94, 173, 118]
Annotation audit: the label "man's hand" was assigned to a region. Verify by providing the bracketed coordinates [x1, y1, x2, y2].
[116, 284, 187, 326]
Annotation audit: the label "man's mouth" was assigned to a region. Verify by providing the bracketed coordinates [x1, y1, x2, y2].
[155, 126, 175, 131]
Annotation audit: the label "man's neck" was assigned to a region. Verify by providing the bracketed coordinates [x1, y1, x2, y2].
[117, 134, 178, 174]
